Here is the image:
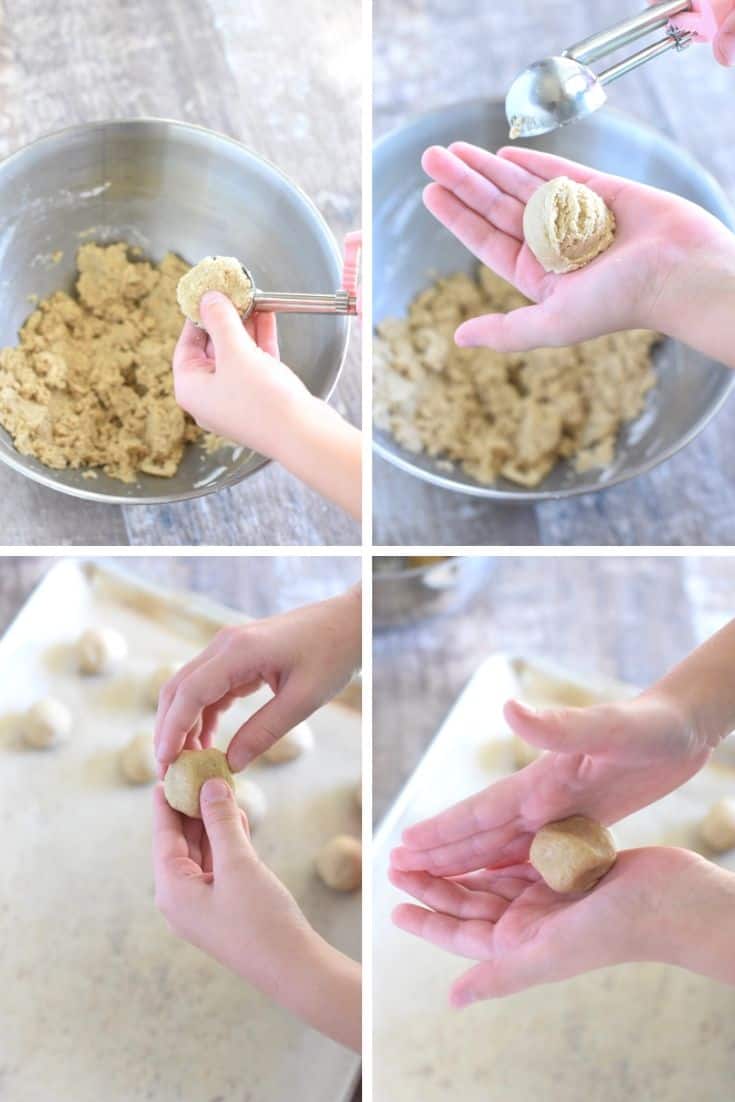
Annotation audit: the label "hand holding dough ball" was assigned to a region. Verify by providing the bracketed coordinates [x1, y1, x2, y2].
[163, 748, 234, 819]
[523, 177, 615, 274]
[262, 722, 314, 764]
[235, 778, 268, 829]
[22, 698, 72, 749]
[530, 815, 616, 894]
[144, 661, 183, 709]
[77, 627, 128, 675]
[699, 799, 735, 853]
[315, 835, 362, 892]
[120, 732, 157, 785]
[177, 256, 254, 325]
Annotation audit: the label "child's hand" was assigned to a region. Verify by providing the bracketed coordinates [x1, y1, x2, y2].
[154, 586, 361, 773]
[391, 690, 708, 877]
[153, 781, 360, 1049]
[390, 846, 733, 1005]
[173, 294, 311, 456]
[173, 292, 362, 520]
[421, 143, 735, 361]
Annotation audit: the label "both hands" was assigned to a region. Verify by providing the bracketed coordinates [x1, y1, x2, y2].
[390, 689, 719, 1004]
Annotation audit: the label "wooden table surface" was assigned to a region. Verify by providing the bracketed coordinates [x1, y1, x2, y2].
[0, 0, 361, 547]
[372, 555, 735, 822]
[373, 0, 735, 547]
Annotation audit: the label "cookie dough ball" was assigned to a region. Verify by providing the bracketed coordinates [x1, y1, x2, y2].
[262, 722, 314, 764]
[144, 661, 183, 709]
[163, 748, 234, 819]
[120, 732, 157, 785]
[315, 835, 362, 892]
[530, 815, 616, 894]
[523, 176, 615, 274]
[235, 778, 268, 829]
[77, 627, 128, 675]
[177, 256, 254, 325]
[22, 697, 72, 749]
[699, 799, 735, 853]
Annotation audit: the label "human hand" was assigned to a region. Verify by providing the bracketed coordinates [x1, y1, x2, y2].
[421, 143, 735, 355]
[154, 586, 361, 773]
[390, 846, 730, 1005]
[391, 690, 709, 878]
[647, 0, 735, 66]
[153, 780, 361, 1049]
[172, 292, 313, 458]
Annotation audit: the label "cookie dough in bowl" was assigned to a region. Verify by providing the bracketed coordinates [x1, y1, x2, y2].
[177, 256, 254, 325]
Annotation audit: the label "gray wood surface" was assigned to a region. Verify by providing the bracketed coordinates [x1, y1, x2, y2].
[373, 0, 735, 546]
[0, 0, 361, 547]
[373, 555, 735, 822]
[0, 554, 361, 630]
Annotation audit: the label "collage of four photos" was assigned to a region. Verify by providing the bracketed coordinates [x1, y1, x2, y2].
[1, 0, 735, 1099]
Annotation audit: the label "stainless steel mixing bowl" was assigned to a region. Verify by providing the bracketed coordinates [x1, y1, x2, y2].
[373, 100, 735, 501]
[0, 118, 350, 504]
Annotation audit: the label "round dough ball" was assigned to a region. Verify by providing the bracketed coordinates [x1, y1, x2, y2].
[177, 256, 254, 325]
[262, 722, 314, 764]
[315, 834, 362, 892]
[530, 815, 616, 894]
[22, 697, 72, 749]
[523, 176, 615, 274]
[235, 778, 268, 829]
[144, 661, 183, 709]
[699, 799, 735, 853]
[120, 732, 157, 785]
[163, 748, 234, 819]
[77, 627, 128, 675]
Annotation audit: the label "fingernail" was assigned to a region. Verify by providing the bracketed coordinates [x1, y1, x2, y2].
[453, 990, 475, 1009]
[513, 700, 538, 717]
[201, 778, 231, 803]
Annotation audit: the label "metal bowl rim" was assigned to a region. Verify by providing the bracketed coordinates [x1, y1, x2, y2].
[372, 98, 735, 503]
[0, 116, 350, 506]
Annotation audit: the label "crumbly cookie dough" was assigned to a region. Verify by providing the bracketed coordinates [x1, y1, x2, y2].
[373, 266, 658, 488]
[523, 177, 616, 273]
[0, 243, 203, 483]
[176, 256, 254, 325]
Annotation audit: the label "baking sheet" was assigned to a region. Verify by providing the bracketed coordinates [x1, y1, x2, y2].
[0, 560, 361, 1102]
[373, 653, 735, 1101]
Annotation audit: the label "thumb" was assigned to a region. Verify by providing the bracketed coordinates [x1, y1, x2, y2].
[451, 951, 543, 1006]
[198, 291, 252, 362]
[503, 698, 621, 756]
[455, 304, 558, 352]
[200, 778, 252, 873]
[227, 679, 313, 770]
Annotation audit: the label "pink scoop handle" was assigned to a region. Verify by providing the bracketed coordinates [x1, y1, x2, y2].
[671, 0, 732, 41]
[342, 230, 362, 317]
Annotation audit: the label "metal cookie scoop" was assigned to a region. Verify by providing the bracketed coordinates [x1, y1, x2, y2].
[241, 231, 361, 320]
[505, 0, 726, 139]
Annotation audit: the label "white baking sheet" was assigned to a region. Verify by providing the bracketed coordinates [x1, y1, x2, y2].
[0, 559, 361, 1102]
[374, 654, 735, 1101]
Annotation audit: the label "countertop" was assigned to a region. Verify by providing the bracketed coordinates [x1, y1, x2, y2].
[0, 0, 361, 547]
[373, 0, 735, 546]
[373, 554, 735, 821]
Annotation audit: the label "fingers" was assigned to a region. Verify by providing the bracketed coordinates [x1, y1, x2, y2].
[401, 770, 528, 851]
[503, 698, 621, 756]
[421, 145, 526, 240]
[714, 13, 735, 66]
[423, 183, 522, 286]
[226, 679, 313, 770]
[199, 778, 253, 875]
[448, 142, 545, 202]
[156, 654, 236, 766]
[391, 826, 532, 878]
[173, 319, 211, 372]
[450, 953, 544, 1006]
[498, 147, 627, 206]
[389, 867, 508, 922]
[451, 864, 538, 900]
[455, 302, 559, 352]
[391, 903, 494, 959]
[253, 311, 280, 358]
[198, 291, 251, 362]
